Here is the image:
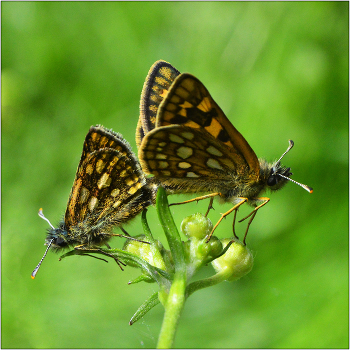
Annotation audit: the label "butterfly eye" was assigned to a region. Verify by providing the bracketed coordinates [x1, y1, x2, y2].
[267, 174, 278, 187]
[55, 236, 66, 247]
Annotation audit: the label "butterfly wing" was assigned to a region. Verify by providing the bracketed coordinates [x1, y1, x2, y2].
[139, 125, 255, 196]
[137, 60, 180, 149]
[135, 118, 146, 152]
[65, 134, 154, 230]
[79, 125, 127, 167]
[155, 74, 260, 176]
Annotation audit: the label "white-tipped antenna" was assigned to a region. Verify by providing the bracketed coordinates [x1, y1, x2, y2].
[276, 140, 313, 194]
[278, 173, 313, 193]
[31, 238, 54, 279]
[38, 208, 55, 229]
[31, 209, 55, 279]
[276, 140, 294, 165]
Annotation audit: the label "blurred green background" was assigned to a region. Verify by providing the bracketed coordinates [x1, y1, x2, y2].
[2, 2, 348, 348]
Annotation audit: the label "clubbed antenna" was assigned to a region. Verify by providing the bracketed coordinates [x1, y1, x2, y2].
[275, 140, 294, 165]
[31, 209, 55, 279]
[278, 172, 313, 193]
[38, 208, 55, 229]
[276, 140, 313, 193]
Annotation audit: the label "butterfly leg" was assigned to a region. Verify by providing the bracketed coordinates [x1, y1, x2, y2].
[169, 192, 221, 206]
[96, 248, 127, 270]
[204, 197, 215, 217]
[206, 197, 248, 243]
[98, 250, 127, 270]
[77, 253, 109, 263]
[238, 197, 270, 244]
[242, 211, 257, 245]
[238, 197, 270, 222]
[74, 245, 127, 270]
[232, 207, 240, 240]
[111, 232, 151, 245]
[120, 227, 131, 237]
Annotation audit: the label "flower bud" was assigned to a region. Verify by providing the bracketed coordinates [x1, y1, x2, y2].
[197, 236, 223, 261]
[181, 214, 223, 272]
[123, 235, 167, 271]
[211, 239, 254, 281]
[181, 213, 213, 240]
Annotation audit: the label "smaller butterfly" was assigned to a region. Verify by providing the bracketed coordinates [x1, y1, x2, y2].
[32, 125, 157, 278]
[138, 61, 313, 243]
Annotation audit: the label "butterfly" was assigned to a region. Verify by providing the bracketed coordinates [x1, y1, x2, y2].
[137, 60, 313, 242]
[32, 125, 157, 278]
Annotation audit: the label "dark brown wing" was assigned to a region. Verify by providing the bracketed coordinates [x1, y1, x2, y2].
[135, 119, 145, 152]
[155, 74, 260, 176]
[139, 124, 247, 189]
[65, 147, 151, 229]
[79, 125, 128, 166]
[137, 60, 180, 149]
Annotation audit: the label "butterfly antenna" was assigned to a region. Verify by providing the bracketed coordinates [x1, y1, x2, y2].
[275, 140, 313, 193]
[277, 173, 313, 193]
[31, 208, 55, 279]
[31, 238, 54, 279]
[38, 208, 55, 229]
[276, 140, 294, 165]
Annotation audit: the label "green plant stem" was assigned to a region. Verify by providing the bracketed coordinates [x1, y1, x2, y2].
[185, 269, 230, 298]
[157, 274, 186, 348]
[156, 187, 187, 348]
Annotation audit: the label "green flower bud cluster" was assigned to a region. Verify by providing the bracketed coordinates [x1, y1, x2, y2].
[121, 213, 253, 284]
[181, 213, 223, 276]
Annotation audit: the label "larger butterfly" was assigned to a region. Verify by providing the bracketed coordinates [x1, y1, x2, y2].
[137, 60, 313, 242]
[32, 125, 157, 278]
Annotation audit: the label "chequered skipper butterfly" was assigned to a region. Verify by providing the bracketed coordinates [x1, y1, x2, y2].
[32, 125, 157, 278]
[137, 60, 313, 242]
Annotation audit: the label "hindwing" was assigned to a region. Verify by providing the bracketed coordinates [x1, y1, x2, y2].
[137, 60, 180, 149]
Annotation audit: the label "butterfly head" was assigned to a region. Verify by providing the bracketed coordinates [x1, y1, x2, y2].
[31, 209, 69, 279]
[45, 222, 69, 251]
[265, 140, 313, 193]
[266, 164, 292, 191]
